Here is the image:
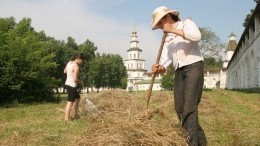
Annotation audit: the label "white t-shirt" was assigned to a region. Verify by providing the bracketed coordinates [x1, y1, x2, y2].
[65, 61, 78, 87]
[160, 18, 204, 70]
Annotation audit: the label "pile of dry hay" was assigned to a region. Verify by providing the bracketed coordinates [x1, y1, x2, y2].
[77, 89, 187, 146]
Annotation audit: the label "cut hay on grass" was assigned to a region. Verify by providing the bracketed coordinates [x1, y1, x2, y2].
[78, 89, 187, 146]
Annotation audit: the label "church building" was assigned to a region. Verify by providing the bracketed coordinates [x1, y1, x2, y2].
[124, 30, 163, 91]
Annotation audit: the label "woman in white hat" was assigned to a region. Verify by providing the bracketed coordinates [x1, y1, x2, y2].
[151, 6, 207, 146]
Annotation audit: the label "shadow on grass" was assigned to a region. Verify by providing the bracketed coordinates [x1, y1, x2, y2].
[228, 88, 260, 94]
[0, 94, 66, 108]
[203, 88, 260, 94]
[203, 88, 213, 92]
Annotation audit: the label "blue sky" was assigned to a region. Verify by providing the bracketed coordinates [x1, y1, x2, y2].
[0, 0, 257, 70]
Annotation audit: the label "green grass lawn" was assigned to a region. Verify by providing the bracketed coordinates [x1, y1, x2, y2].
[199, 89, 260, 146]
[0, 89, 259, 146]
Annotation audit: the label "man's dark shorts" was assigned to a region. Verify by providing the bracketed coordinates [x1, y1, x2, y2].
[65, 85, 80, 102]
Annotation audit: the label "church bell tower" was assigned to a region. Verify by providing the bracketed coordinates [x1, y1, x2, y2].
[223, 32, 237, 69]
[124, 30, 147, 91]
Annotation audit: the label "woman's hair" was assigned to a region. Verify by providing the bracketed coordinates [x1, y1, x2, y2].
[169, 13, 180, 22]
[70, 53, 85, 61]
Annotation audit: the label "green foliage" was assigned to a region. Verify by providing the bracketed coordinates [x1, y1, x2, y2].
[66, 36, 78, 50]
[78, 39, 97, 91]
[243, 9, 255, 27]
[204, 57, 223, 72]
[161, 63, 174, 90]
[89, 53, 127, 92]
[243, 0, 257, 27]
[0, 16, 129, 103]
[0, 17, 59, 103]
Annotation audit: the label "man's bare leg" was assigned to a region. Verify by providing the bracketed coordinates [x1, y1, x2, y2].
[64, 101, 74, 121]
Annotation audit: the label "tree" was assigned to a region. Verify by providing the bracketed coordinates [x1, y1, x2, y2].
[243, 0, 258, 27]
[66, 36, 78, 50]
[88, 53, 127, 92]
[204, 57, 223, 72]
[161, 63, 174, 90]
[0, 17, 16, 48]
[243, 9, 255, 27]
[0, 16, 126, 103]
[0, 17, 59, 103]
[43, 37, 67, 93]
[89, 53, 104, 92]
[106, 54, 127, 89]
[78, 39, 97, 92]
[199, 27, 226, 60]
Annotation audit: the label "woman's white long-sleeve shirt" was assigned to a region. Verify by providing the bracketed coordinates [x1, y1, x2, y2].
[160, 18, 204, 70]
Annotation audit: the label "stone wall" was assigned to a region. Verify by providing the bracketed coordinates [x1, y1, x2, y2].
[227, 3, 260, 89]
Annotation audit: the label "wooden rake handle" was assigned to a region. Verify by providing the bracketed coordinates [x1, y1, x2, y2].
[146, 33, 167, 110]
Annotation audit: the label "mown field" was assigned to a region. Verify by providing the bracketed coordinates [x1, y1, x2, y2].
[0, 89, 259, 146]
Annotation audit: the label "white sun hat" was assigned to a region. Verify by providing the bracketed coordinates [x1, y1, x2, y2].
[151, 6, 179, 30]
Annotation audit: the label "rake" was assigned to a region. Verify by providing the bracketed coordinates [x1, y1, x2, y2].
[146, 33, 167, 112]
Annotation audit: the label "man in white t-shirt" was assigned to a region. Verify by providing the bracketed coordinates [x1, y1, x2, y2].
[64, 53, 84, 121]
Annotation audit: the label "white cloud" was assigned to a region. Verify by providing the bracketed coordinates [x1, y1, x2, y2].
[0, 0, 162, 70]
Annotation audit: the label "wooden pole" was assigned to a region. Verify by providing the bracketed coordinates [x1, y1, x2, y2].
[146, 33, 167, 111]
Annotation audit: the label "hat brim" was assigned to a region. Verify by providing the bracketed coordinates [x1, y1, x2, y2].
[152, 10, 179, 30]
